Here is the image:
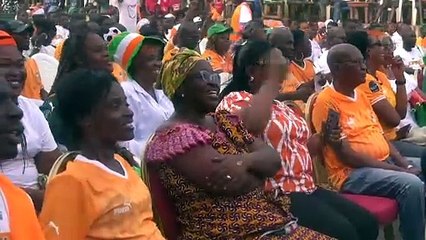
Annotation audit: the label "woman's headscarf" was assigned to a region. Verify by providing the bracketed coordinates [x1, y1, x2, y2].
[159, 48, 203, 99]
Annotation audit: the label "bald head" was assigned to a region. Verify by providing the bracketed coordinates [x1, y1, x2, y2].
[328, 43, 366, 87]
[326, 27, 346, 48]
[176, 21, 200, 50]
[268, 28, 294, 59]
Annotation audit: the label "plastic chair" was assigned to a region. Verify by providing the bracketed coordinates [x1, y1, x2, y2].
[305, 93, 398, 240]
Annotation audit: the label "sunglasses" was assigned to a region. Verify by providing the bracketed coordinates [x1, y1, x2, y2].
[193, 70, 221, 86]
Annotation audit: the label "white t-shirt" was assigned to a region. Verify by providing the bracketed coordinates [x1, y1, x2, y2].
[391, 32, 403, 50]
[390, 72, 419, 129]
[31, 53, 59, 93]
[310, 39, 322, 64]
[112, 0, 138, 33]
[239, 3, 252, 25]
[0, 96, 57, 189]
[120, 80, 174, 157]
[315, 49, 330, 74]
[394, 46, 424, 70]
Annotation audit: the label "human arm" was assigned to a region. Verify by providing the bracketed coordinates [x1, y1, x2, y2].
[22, 188, 44, 213]
[39, 175, 94, 239]
[276, 81, 314, 102]
[391, 57, 408, 118]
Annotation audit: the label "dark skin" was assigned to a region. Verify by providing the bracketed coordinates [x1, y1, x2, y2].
[84, 33, 113, 73]
[175, 22, 200, 50]
[155, 60, 281, 196]
[79, 81, 134, 174]
[399, 25, 418, 75]
[327, 44, 420, 175]
[366, 37, 405, 128]
[0, 45, 61, 212]
[213, 32, 231, 56]
[131, 43, 163, 101]
[269, 28, 314, 102]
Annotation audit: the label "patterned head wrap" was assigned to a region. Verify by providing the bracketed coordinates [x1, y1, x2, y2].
[159, 48, 203, 99]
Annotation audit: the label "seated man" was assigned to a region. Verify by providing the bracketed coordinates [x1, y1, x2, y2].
[312, 43, 425, 240]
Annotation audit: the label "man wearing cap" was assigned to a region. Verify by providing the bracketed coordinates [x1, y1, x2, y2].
[202, 23, 233, 92]
[0, 20, 33, 53]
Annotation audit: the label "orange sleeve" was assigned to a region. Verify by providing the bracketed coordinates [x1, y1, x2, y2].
[357, 76, 386, 105]
[39, 174, 94, 240]
[22, 59, 43, 100]
[311, 93, 333, 135]
[203, 51, 221, 72]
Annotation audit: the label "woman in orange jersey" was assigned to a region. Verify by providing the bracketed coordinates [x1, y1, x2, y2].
[348, 31, 426, 159]
[39, 69, 164, 240]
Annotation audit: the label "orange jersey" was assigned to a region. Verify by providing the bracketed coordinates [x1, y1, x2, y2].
[22, 58, 43, 100]
[312, 86, 390, 189]
[202, 49, 233, 73]
[0, 174, 44, 240]
[357, 71, 397, 140]
[280, 60, 315, 111]
[39, 154, 164, 240]
[54, 40, 65, 61]
[230, 2, 252, 42]
[211, 4, 223, 22]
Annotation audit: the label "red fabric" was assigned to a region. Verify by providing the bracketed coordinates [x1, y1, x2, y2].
[341, 194, 398, 225]
[148, 168, 180, 240]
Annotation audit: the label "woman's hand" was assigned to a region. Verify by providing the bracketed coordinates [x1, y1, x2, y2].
[391, 56, 405, 81]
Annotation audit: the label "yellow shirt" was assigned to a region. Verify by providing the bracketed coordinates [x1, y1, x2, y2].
[39, 154, 164, 240]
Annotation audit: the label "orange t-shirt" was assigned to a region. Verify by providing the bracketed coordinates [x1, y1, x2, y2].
[39, 154, 164, 240]
[211, 4, 223, 22]
[356, 71, 397, 140]
[280, 60, 315, 111]
[112, 62, 127, 82]
[202, 49, 233, 73]
[0, 174, 44, 240]
[312, 86, 390, 189]
[54, 40, 65, 61]
[22, 58, 43, 100]
[230, 2, 252, 42]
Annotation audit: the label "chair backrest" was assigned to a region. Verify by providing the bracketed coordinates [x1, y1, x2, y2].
[140, 135, 180, 240]
[303, 92, 333, 189]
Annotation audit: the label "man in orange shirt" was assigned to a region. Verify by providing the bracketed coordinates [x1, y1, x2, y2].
[312, 44, 425, 240]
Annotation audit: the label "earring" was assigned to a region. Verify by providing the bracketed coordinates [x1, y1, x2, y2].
[249, 76, 254, 82]
[181, 93, 185, 98]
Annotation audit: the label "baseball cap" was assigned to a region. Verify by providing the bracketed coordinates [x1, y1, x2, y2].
[207, 23, 232, 38]
[6, 20, 33, 34]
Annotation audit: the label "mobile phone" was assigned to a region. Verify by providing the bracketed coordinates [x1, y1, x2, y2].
[326, 108, 340, 133]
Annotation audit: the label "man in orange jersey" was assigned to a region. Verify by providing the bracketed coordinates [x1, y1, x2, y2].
[312, 44, 425, 240]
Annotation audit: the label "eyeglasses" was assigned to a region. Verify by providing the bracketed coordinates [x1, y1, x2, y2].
[196, 70, 221, 86]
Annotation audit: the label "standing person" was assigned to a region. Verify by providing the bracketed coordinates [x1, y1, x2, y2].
[0, 30, 61, 212]
[219, 40, 379, 240]
[111, 0, 138, 32]
[0, 79, 44, 240]
[145, 48, 334, 239]
[230, 0, 252, 42]
[109, 32, 174, 157]
[39, 69, 165, 240]
[163, 21, 201, 62]
[312, 44, 425, 240]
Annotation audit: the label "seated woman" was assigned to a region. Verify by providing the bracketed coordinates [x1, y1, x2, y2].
[39, 69, 164, 239]
[109, 32, 174, 157]
[218, 40, 379, 240]
[0, 30, 61, 212]
[145, 49, 333, 239]
[347, 31, 426, 160]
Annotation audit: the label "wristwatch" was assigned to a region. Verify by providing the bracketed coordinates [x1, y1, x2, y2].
[407, 164, 414, 169]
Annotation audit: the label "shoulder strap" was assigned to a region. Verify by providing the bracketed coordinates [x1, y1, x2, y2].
[47, 151, 80, 183]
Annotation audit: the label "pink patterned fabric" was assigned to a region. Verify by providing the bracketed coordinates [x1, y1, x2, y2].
[145, 124, 212, 162]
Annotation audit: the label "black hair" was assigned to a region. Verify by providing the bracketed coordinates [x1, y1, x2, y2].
[242, 19, 264, 40]
[220, 40, 273, 99]
[292, 29, 305, 47]
[139, 23, 163, 38]
[346, 30, 368, 59]
[55, 69, 116, 149]
[51, 21, 99, 95]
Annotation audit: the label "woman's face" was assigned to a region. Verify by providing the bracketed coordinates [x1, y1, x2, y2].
[368, 38, 385, 65]
[0, 46, 26, 99]
[381, 37, 395, 64]
[87, 81, 134, 144]
[215, 33, 231, 55]
[84, 33, 113, 72]
[132, 43, 163, 82]
[182, 60, 220, 113]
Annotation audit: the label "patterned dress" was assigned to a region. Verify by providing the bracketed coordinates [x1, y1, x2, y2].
[145, 111, 333, 240]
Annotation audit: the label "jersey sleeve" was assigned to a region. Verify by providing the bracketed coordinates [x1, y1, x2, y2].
[357, 79, 386, 105]
[39, 174, 94, 240]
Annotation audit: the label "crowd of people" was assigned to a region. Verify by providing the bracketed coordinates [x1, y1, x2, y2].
[0, 0, 425, 239]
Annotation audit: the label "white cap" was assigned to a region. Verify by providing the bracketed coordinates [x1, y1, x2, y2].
[165, 13, 175, 19]
[137, 18, 150, 31]
[193, 16, 202, 23]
